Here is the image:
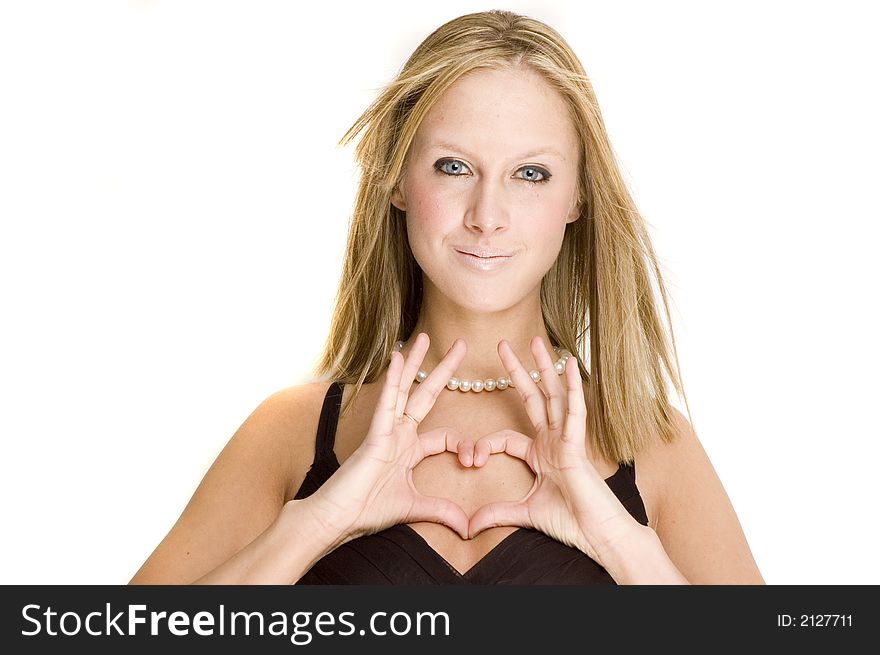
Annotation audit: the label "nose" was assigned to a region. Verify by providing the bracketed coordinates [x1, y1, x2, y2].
[464, 177, 510, 235]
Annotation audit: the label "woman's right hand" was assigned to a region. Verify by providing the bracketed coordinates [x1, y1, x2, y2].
[298, 332, 472, 543]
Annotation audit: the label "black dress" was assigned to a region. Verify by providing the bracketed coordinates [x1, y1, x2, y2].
[292, 381, 649, 584]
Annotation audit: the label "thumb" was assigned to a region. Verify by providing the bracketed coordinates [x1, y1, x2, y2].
[409, 493, 470, 540]
[469, 501, 532, 539]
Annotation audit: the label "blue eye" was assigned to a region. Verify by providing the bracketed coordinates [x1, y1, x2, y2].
[516, 166, 551, 184]
[435, 159, 471, 176]
[434, 159, 551, 184]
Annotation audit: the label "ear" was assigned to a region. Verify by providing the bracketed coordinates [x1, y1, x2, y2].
[390, 184, 407, 211]
[565, 189, 582, 223]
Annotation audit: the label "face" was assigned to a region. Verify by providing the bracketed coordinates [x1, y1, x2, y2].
[391, 65, 581, 314]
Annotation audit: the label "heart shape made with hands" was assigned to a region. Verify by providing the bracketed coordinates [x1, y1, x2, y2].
[413, 429, 543, 540]
[387, 334, 630, 556]
[412, 423, 625, 560]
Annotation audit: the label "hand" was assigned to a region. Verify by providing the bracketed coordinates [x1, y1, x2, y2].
[304, 333, 474, 542]
[462, 337, 642, 565]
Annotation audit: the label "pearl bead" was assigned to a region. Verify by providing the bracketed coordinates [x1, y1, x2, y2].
[391, 340, 573, 393]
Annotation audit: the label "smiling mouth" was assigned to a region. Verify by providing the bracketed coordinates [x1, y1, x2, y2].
[454, 248, 514, 258]
[454, 249, 514, 271]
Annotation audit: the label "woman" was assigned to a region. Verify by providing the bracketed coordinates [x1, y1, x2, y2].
[130, 10, 763, 585]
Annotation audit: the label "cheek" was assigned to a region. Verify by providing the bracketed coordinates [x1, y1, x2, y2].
[519, 195, 572, 269]
[526, 192, 574, 235]
[404, 179, 462, 237]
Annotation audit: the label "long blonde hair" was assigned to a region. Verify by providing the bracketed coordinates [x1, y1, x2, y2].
[313, 9, 691, 464]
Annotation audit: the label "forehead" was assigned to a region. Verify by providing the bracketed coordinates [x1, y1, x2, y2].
[413, 66, 578, 158]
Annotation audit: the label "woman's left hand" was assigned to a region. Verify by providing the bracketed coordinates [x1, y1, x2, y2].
[464, 337, 643, 565]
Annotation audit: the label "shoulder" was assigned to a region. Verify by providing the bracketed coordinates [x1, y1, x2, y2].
[187, 380, 338, 494]
[633, 406, 765, 583]
[628, 406, 683, 528]
[635, 406, 701, 473]
[203, 379, 344, 507]
[633, 406, 712, 525]
[127, 380, 339, 584]
[247, 380, 337, 435]
[241, 380, 338, 475]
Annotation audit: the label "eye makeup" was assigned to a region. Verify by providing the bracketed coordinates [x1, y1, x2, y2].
[433, 158, 552, 184]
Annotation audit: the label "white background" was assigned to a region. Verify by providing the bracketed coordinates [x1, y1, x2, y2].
[1, 0, 877, 585]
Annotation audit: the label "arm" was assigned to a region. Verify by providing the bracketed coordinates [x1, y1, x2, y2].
[600, 408, 765, 585]
[132, 341, 478, 584]
[128, 383, 339, 585]
[592, 523, 689, 584]
[192, 499, 343, 585]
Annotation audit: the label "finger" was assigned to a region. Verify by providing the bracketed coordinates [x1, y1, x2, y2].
[395, 332, 430, 418]
[404, 338, 467, 421]
[468, 501, 532, 538]
[531, 336, 567, 433]
[418, 425, 475, 468]
[458, 438, 475, 467]
[497, 339, 550, 435]
[473, 437, 491, 467]
[367, 351, 405, 439]
[410, 494, 471, 540]
[471, 429, 532, 467]
[417, 426, 469, 459]
[562, 355, 588, 447]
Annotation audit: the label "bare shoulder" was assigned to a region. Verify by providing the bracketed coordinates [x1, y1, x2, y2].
[253, 380, 334, 425]
[633, 406, 765, 584]
[128, 379, 336, 584]
[216, 380, 336, 485]
[260, 380, 340, 500]
[249, 380, 334, 444]
[632, 407, 702, 503]
[235, 379, 344, 501]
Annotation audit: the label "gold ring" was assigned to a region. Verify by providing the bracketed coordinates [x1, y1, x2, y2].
[402, 411, 421, 425]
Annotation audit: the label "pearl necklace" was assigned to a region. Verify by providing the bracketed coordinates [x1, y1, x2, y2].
[392, 340, 573, 393]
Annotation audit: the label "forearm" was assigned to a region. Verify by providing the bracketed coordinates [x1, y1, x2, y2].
[193, 500, 342, 585]
[596, 524, 690, 585]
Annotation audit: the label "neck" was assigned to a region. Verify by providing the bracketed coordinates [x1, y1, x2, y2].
[403, 289, 556, 384]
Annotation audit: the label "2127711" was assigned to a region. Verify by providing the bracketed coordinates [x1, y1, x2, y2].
[777, 614, 852, 627]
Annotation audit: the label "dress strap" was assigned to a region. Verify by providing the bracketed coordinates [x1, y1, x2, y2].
[313, 380, 344, 463]
[605, 459, 640, 503]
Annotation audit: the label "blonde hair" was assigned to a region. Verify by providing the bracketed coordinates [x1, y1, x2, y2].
[313, 9, 691, 464]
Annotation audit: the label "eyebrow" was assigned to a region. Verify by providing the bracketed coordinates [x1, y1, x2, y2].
[425, 140, 567, 162]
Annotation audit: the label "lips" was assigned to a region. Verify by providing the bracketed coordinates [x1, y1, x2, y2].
[454, 247, 514, 258]
[454, 248, 514, 271]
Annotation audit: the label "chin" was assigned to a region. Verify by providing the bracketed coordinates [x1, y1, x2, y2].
[420, 263, 538, 313]
[445, 285, 526, 314]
